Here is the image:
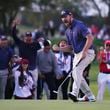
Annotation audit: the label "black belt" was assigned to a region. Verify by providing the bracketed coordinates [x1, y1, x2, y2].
[101, 71, 110, 74]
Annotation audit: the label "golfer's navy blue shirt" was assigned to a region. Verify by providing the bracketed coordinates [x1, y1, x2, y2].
[65, 19, 93, 53]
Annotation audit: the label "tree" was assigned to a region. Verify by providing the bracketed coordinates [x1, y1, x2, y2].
[0, 0, 33, 35]
[100, 0, 110, 24]
[82, 0, 110, 25]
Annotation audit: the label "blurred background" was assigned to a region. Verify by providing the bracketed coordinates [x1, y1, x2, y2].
[0, 0, 110, 37]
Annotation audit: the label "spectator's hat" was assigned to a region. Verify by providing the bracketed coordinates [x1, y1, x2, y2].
[21, 59, 29, 64]
[43, 39, 51, 47]
[60, 9, 72, 18]
[35, 31, 44, 40]
[25, 31, 32, 37]
[104, 40, 110, 45]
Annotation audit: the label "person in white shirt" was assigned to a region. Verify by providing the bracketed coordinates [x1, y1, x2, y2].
[53, 39, 73, 99]
[13, 59, 34, 99]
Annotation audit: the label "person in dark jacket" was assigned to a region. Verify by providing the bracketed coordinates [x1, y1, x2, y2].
[0, 35, 14, 99]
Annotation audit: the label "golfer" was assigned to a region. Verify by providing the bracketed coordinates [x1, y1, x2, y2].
[60, 9, 96, 102]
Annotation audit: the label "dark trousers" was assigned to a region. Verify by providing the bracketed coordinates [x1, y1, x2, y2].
[42, 72, 57, 99]
[37, 77, 43, 99]
[5, 76, 15, 99]
[56, 71, 70, 99]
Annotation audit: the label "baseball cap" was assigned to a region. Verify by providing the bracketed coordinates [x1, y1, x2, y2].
[43, 40, 52, 47]
[0, 35, 7, 40]
[104, 40, 110, 45]
[60, 9, 72, 18]
[21, 59, 29, 64]
[25, 31, 32, 37]
[35, 32, 44, 40]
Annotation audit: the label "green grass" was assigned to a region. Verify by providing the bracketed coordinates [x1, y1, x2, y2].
[0, 72, 109, 110]
[0, 100, 110, 110]
[2, 27, 109, 109]
[89, 62, 99, 81]
[90, 82, 110, 100]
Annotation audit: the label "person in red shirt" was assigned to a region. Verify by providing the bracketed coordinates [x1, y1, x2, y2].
[97, 40, 110, 101]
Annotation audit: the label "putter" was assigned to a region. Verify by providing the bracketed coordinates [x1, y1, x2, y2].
[53, 72, 71, 94]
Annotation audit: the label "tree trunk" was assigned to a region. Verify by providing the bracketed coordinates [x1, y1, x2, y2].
[104, 3, 110, 25]
[91, 0, 102, 18]
[1, 10, 18, 35]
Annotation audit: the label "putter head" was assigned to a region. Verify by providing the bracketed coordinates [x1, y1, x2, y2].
[53, 90, 58, 94]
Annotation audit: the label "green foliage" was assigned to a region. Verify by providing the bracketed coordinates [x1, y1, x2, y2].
[0, 0, 33, 34]
[0, 0, 32, 14]
[39, 0, 52, 5]
[94, 38, 103, 47]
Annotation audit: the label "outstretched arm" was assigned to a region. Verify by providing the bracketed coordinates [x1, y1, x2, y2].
[11, 20, 22, 44]
[52, 44, 72, 53]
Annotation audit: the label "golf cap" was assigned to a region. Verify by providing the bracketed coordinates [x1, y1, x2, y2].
[60, 9, 72, 18]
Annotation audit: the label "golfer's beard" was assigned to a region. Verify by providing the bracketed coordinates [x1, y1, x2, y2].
[65, 22, 71, 27]
[64, 20, 72, 27]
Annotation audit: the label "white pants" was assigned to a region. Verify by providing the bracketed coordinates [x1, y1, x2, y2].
[71, 49, 95, 97]
[29, 68, 38, 99]
[97, 72, 110, 101]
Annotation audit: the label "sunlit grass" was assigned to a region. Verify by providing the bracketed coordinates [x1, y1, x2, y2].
[0, 100, 110, 110]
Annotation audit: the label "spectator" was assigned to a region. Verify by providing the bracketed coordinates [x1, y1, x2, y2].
[5, 54, 22, 99]
[53, 39, 73, 99]
[48, 20, 56, 37]
[0, 35, 14, 99]
[36, 40, 62, 99]
[97, 40, 110, 101]
[43, 23, 49, 37]
[90, 24, 99, 37]
[13, 59, 34, 99]
[97, 25, 110, 40]
[34, 34, 50, 99]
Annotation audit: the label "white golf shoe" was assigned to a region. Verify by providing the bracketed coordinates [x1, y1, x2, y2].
[78, 95, 96, 102]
